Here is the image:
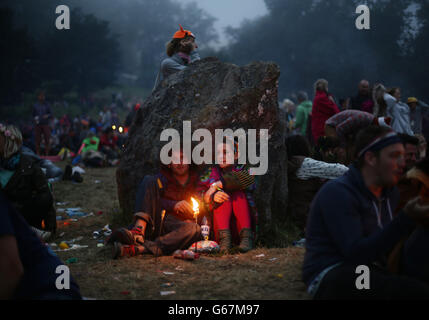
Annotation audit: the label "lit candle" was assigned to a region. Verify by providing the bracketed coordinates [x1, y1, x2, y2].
[191, 197, 199, 224]
[191, 197, 199, 253]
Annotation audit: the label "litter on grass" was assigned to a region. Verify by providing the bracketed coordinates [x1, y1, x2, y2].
[72, 166, 85, 175]
[93, 225, 112, 239]
[293, 238, 306, 248]
[173, 249, 199, 260]
[56, 202, 69, 206]
[54, 244, 88, 252]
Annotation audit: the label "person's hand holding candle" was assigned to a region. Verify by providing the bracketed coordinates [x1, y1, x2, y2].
[174, 200, 194, 216]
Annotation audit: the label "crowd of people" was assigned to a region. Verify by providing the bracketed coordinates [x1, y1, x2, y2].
[1, 23, 429, 300]
[27, 91, 127, 165]
[280, 79, 429, 299]
[284, 79, 429, 141]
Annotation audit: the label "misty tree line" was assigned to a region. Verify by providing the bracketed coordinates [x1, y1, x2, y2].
[1, 0, 428, 107]
[221, 0, 429, 101]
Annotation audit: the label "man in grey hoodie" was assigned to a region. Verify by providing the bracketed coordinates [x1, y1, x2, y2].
[153, 25, 200, 91]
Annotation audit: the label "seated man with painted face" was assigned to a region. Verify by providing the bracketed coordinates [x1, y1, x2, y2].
[303, 125, 429, 299]
[108, 149, 203, 258]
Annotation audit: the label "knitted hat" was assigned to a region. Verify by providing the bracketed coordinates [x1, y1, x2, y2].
[173, 24, 195, 39]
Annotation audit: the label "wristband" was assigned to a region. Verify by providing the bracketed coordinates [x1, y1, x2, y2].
[211, 190, 220, 203]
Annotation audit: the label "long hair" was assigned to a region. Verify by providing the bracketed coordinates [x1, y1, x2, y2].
[314, 79, 328, 94]
[165, 36, 194, 57]
[387, 87, 400, 97]
[0, 124, 23, 159]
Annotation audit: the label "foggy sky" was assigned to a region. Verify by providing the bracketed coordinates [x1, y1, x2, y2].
[176, 0, 268, 47]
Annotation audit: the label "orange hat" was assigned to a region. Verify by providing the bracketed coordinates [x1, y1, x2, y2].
[173, 24, 195, 39]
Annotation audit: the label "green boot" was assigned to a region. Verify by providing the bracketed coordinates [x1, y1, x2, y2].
[218, 229, 232, 252]
[239, 228, 253, 253]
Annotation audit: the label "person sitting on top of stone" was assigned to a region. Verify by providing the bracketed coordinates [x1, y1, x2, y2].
[198, 139, 257, 253]
[303, 125, 429, 299]
[108, 149, 203, 259]
[153, 24, 200, 91]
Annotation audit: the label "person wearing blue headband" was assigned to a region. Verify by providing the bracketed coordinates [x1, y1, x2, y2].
[303, 125, 429, 299]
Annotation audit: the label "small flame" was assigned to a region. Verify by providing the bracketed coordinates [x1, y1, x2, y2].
[191, 197, 199, 216]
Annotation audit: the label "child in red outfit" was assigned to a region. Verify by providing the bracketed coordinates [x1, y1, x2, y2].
[199, 140, 257, 252]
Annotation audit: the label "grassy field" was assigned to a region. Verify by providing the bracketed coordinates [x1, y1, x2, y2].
[51, 162, 308, 300]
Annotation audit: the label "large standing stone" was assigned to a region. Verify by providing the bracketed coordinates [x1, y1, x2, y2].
[116, 57, 288, 231]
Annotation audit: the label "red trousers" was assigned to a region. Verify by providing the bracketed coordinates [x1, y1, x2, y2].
[213, 190, 251, 242]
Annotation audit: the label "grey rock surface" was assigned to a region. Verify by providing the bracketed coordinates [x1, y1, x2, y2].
[116, 57, 288, 230]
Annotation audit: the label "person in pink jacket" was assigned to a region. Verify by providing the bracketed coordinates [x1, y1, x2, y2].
[311, 79, 340, 144]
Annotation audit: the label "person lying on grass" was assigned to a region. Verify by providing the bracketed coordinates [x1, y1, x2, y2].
[198, 139, 257, 253]
[107, 149, 204, 258]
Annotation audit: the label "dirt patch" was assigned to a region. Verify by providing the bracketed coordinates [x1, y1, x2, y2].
[50, 162, 309, 300]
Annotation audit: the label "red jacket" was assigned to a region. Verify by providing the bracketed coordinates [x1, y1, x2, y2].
[311, 90, 340, 143]
[100, 133, 118, 149]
